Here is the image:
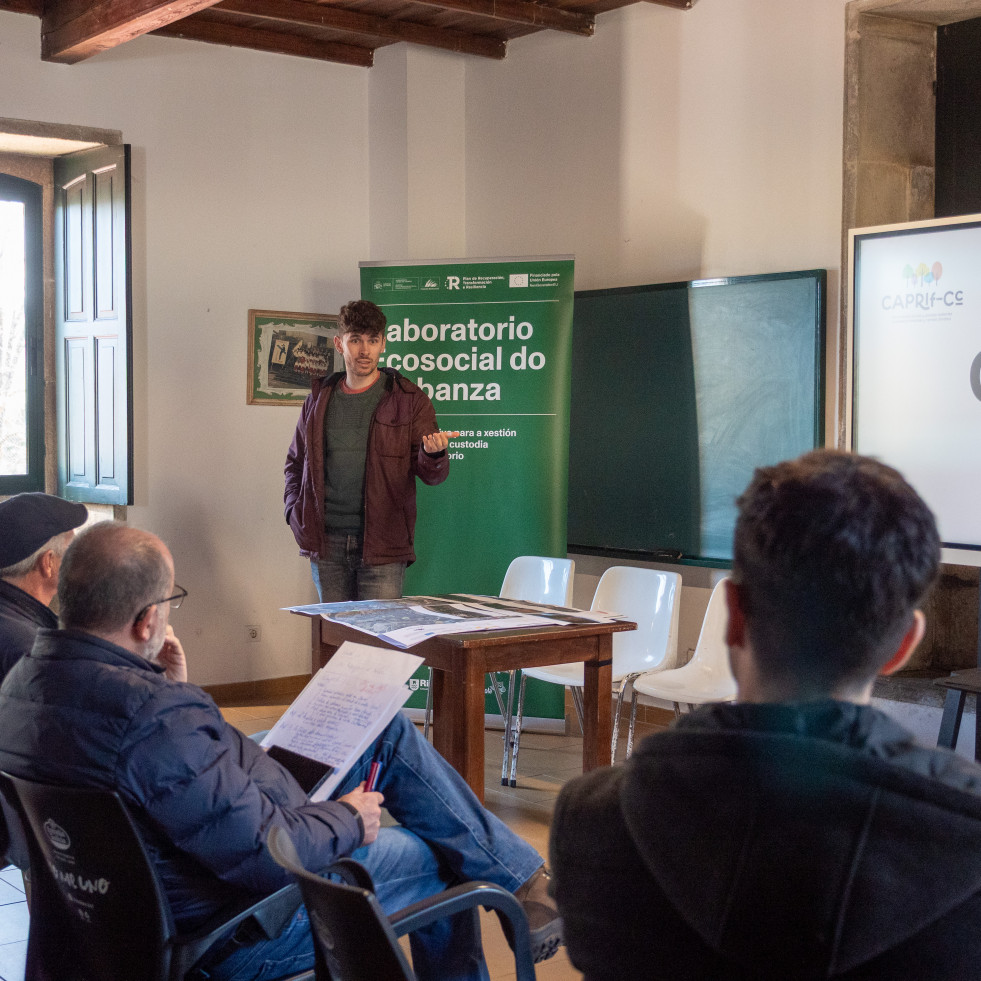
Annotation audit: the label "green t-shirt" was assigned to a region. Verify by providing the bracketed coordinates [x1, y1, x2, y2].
[323, 378, 387, 533]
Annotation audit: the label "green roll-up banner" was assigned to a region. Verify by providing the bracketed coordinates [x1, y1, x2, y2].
[360, 257, 575, 725]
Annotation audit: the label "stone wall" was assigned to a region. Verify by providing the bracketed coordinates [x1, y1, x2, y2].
[844, 0, 981, 672]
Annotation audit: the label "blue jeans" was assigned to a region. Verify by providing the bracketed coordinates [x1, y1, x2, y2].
[311, 533, 406, 602]
[205, 713, 543, 981]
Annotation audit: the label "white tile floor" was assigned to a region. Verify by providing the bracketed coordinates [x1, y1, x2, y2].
[0, 866, 27, 981]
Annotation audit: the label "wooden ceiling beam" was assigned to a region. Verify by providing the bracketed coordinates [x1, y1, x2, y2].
[0, 0, 42, 14]
[216, 0, 506, 59]
[405, 0, 594, 37]
[41, 0, 225, 63]
[151, 10, 374, 65]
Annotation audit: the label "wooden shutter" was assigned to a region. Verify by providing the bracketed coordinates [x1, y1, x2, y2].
[54, 145, 133, 504]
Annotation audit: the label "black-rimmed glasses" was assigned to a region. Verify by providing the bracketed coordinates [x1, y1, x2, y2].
[133, 584, 188, 625]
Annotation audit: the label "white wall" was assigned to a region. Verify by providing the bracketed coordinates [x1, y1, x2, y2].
[463, 1, 845, 287]
[462, 0, 848, 656]
[2, 9, 371, 683]
[1, 0, 850, 681]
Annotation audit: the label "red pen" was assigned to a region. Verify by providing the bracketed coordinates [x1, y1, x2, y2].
[366, 760, 381, 791]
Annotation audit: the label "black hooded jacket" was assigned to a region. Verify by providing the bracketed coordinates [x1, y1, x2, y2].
[0, 578, 55, 682]
[550, 701, 981, 980]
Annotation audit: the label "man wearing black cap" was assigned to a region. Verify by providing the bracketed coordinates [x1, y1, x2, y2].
[0, 493, 88, 681]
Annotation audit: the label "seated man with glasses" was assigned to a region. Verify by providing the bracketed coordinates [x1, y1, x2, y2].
[0, 521, 561, 981]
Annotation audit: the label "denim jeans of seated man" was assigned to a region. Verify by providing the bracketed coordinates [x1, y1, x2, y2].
[311, 533, 406, 602]
[204, 712, 543, 981]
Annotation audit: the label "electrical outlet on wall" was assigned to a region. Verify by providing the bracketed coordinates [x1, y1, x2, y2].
[246, 624, 261, 643]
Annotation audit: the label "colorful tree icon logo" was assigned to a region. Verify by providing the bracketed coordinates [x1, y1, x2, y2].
[902, 261, 943, 286]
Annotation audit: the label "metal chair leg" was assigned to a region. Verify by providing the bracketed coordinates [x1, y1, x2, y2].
[497, 670, 516, 786]
[490, 670, 509, 720]
[507, 675, 529, 787]
[611, 675, 638, 763]
[625, 690, 639, 759]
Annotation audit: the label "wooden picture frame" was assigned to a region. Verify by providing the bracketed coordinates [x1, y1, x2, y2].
[247, 309, 341, 405]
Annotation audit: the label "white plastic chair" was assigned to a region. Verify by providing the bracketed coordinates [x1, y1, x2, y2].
[493, 556, 576, 784]
[506, 566, 681, 785]
[422, 557, 575, 756]
[625, 576, 736, 757]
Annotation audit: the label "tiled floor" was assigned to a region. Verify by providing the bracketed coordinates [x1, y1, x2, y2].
[0, 703, 665, 981]
[0, 866, 27, 981]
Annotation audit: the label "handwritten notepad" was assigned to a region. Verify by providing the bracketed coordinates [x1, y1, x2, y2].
[261, 641, 424, 802]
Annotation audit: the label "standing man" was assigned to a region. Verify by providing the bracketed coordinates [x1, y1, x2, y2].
[285, 299, 453, 601]
[550, 450, 981, 980]
[0, 492, 87, 681]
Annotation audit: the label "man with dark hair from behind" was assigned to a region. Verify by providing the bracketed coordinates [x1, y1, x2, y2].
[550, 449, 981, 980]
[0, 521, 562, 981]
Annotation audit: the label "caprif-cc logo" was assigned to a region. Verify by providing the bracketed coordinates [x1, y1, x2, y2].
[903, 261, 943, 287]
[882, 259, 963, 312]
[43, 817, 71, 851]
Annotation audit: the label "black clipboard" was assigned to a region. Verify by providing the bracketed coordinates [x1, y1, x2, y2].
[266, 744, 334, 797]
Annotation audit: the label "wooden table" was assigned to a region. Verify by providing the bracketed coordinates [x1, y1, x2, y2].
[935, 668, 981, 761]
[295, 610, 636, 803]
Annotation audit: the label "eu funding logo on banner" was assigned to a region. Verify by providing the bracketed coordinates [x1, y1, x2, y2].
[392, 277, 440, 292]
[365, 259, 574, 304]
[881, 259, 964, 312]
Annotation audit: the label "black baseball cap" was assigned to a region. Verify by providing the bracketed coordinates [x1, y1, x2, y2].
[0, 493, 88, 568]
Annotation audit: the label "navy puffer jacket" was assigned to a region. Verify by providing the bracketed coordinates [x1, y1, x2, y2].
[0, 628, 363, 929]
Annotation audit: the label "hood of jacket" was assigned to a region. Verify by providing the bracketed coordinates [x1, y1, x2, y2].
[621, 700, 981, 979]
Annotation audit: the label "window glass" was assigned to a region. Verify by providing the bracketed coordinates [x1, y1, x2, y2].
[0, 198, 28, 476]
[0, 174, 43, 493]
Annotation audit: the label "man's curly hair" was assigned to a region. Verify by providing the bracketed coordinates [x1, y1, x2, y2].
[732, 450, 940, 691]
[337, 300, 386, 337]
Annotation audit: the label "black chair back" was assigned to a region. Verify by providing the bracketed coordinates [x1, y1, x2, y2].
[0, 775, 30, 872]
[4, 772, 174, 981]
[268, 826, 415, 981]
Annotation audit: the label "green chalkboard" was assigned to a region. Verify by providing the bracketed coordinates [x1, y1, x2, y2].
[568, 270, 826, 563]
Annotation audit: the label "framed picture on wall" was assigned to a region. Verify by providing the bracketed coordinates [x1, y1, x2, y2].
[247, 309, 341, 405]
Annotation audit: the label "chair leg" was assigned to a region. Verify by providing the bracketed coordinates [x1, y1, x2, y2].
[489, 671, 508, 720]
[507, 675, 529, 787]
[423, 667, 433, 740]
[611, 676, 637, 763]
[625, 690, 639, 759]
[498, 670, 516, 786]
